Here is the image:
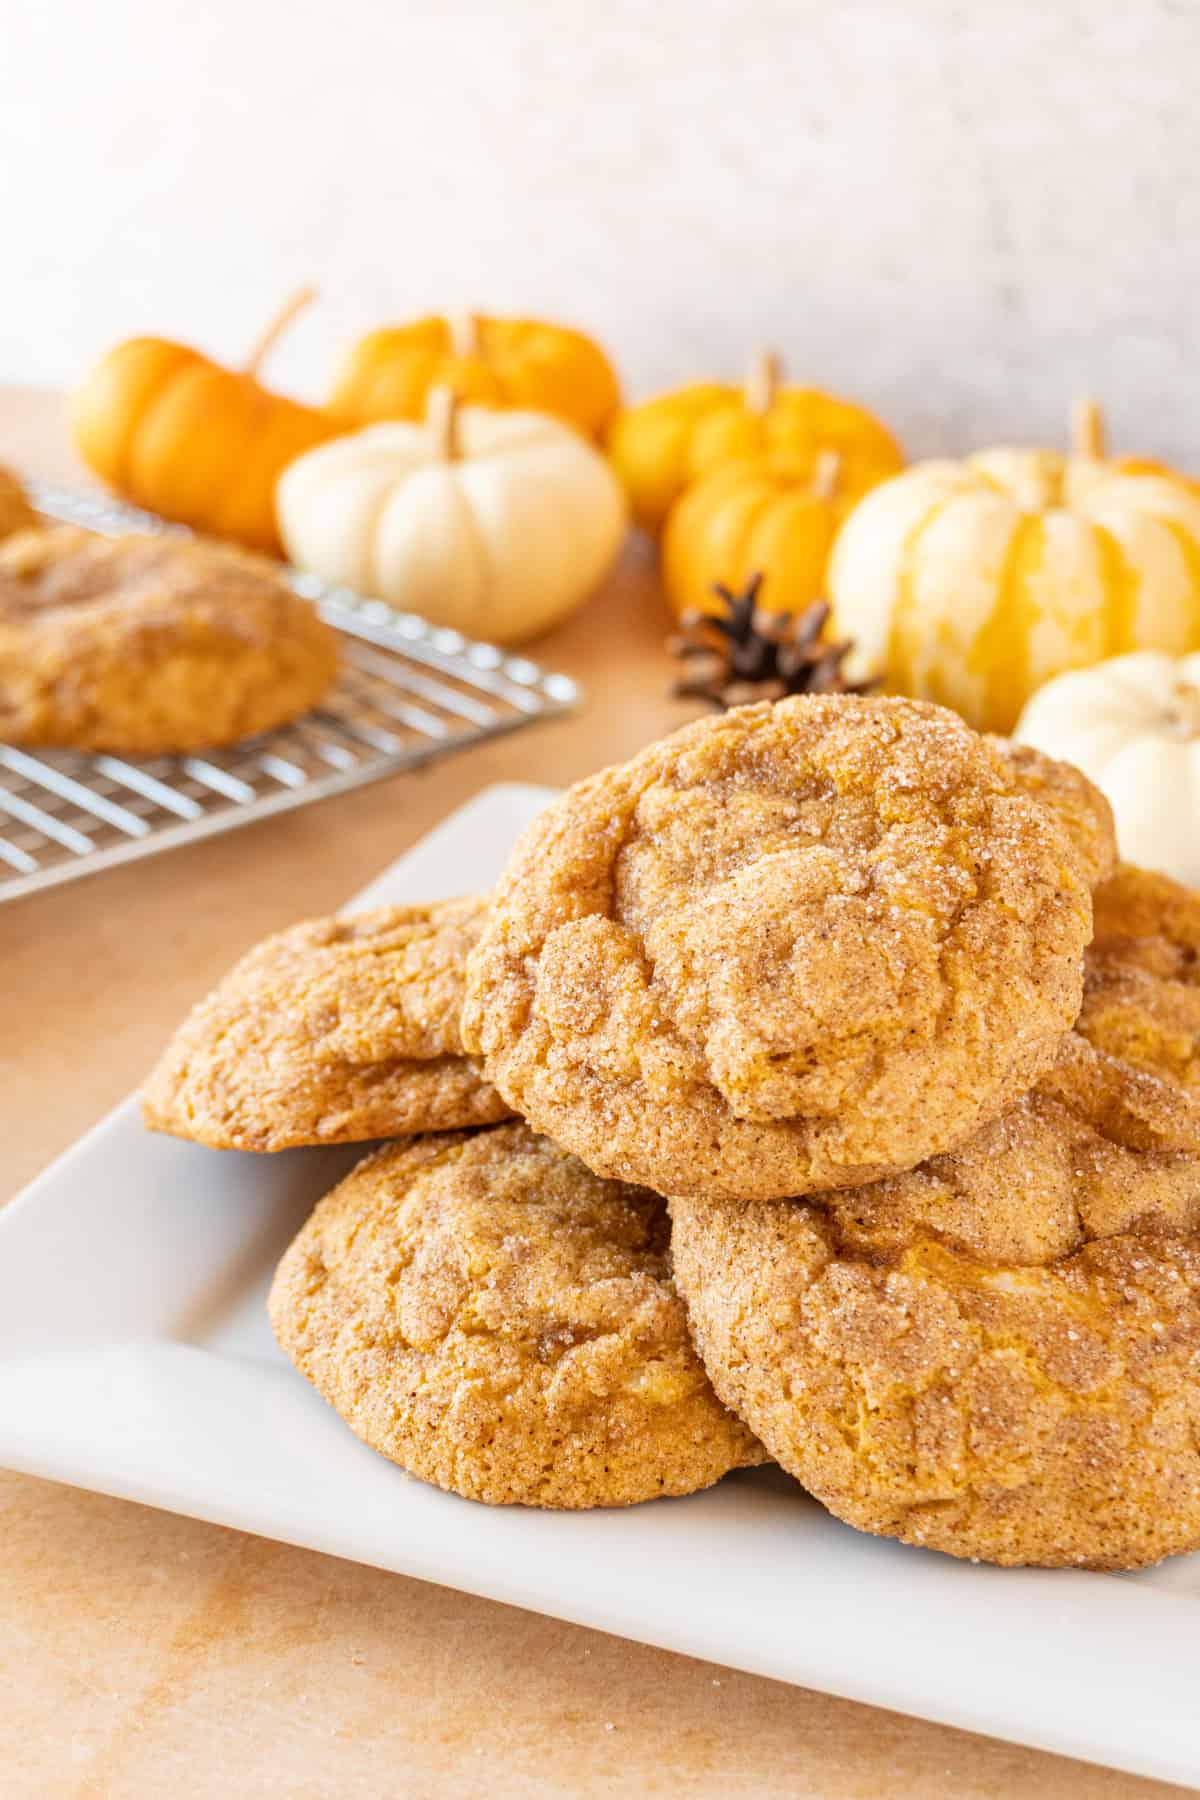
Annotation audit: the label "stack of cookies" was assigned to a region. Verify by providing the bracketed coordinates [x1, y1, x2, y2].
[143, 695, 1200, 1569]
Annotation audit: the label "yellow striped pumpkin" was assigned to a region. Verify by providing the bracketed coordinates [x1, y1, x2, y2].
[828, 406, 1200, 732]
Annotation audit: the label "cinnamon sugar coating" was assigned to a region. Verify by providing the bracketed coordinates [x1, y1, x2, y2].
[991, 737, 1116, 891]
[0, 525, 337, 751]
[142, 895, 510, 1150]
[462, 696, 1094, 1199]
[1081, 862, 1200, 1095]
[671, 867, 1200, 1569]
[269, 1123, 765, 1508]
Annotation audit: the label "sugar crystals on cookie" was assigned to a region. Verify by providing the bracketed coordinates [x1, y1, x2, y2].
[269, 1122, 765, 1508]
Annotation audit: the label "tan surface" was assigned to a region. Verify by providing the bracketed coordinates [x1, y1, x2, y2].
[0, 385, 1187, 1799]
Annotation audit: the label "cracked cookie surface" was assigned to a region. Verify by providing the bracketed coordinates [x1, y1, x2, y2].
[0, 525, 338, 751]
[142, 894, 510, 1150]
[670, 866, 1200, 1568]
[1080, 863, 1200, 1096]
[269, 1122, 765, 1507]
[462, 696, 1094, 1200]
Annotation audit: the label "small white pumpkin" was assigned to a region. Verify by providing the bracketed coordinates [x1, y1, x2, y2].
[276, 389, 627, 642]
[1016, 650, 1200, 885]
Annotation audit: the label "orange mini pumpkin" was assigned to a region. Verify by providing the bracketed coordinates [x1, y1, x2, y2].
[662, 448, 853, 620]
[608, 353, 904, 534]
[70, 290, 338, 554]
[329, 312, 621, 442]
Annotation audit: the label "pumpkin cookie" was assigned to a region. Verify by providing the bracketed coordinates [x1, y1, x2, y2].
[142, 895, 510, 1151]
[462, 696, 1094, 1200]
[0, 525, 338, 752]
[993, 738, 1116, 891]
[671, 873, 1200, 1568]
[0, 465, 37, 542]
[269, 1123, 765, 1507]
[1076, 862, 1200, 1098]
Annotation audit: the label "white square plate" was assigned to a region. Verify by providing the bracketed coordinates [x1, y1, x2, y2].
[3, 782, 1199, 1789]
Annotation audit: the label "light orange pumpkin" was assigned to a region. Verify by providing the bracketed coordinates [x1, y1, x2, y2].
[70, 290, 339, 554]
[329, 312, 621, 442]
[608, 352, 904, 534]
[662, 447, 854, 620]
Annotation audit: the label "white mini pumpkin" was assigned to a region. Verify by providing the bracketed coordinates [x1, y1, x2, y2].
[276, 389, 627, 643]
[1016, 650, 1200, 885]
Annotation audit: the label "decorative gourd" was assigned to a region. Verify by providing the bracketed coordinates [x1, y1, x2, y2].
[828, 402, 1200, 734]
[329, 312, 620, 442]
[276, 389, 628, 643]
[71, 290, 338, 554]
[0, 466, 37, 542]
[607, 352, 904, 534]
[1016, 650, 1200, 885]
[661, 448, 847, 621]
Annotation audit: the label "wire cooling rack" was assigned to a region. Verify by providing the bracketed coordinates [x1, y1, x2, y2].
[0, 484, 580, 904]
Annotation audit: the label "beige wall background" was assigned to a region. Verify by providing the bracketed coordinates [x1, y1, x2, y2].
[3, 2, 1197, 461]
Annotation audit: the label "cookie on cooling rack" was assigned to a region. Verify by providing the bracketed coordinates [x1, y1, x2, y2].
[142, 894, 511, 1151]
[0, 525, 338, 753]
[462, 696, 1096, 1200]
[269, 1122, 766, 1508]
[670, 865, 1200, 1570]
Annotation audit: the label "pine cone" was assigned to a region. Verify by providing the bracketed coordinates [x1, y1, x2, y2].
[668, 573, 877, 709]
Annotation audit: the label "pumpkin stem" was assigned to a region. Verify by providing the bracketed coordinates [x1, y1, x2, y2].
[427, 384, 462, 460]
[448, 311, 480, 359]
[1165, 680, 1200, 741]
[1072, 398, 1107, 460]
[812, 449, 842, 502]
[744, 350, 782, 415]
[243, 287, 317, 377]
